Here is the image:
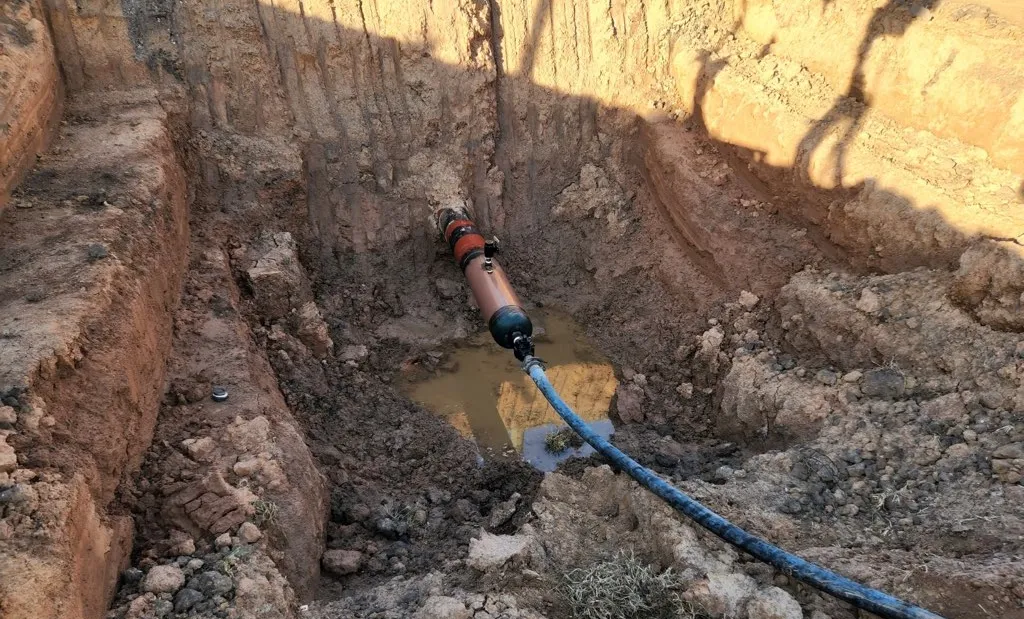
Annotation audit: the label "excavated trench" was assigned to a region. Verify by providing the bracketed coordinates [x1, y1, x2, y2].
[1, 1, 1024, 618]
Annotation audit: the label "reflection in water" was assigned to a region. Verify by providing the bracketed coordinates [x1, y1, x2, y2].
[402, 311, 617, 471]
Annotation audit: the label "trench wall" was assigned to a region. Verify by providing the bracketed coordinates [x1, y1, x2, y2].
[0, 0, 62, 213]
[39, 0, 1018, 272]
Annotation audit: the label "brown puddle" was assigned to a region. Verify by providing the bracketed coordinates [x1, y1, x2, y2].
[401, 311, 618, 471]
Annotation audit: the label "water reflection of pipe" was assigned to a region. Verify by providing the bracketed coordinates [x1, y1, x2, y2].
[437, 207, 534, 359]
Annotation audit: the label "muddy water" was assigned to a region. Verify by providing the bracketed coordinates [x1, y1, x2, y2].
[402, 311, 618, 471]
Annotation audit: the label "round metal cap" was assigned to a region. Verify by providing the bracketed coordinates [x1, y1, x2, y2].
[211, 386, 229, 402]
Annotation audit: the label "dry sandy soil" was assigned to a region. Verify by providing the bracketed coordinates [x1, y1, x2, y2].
[1, 1, 1023, 618]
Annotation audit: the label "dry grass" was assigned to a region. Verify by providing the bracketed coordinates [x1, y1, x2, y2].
[562, 551, 704, 619]
[545, 427, 584, 454]
[252, 498, 279, 527]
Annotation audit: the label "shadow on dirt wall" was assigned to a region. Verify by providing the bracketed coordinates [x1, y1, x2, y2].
[796, 0, 940, 188]
[57, 0, 1014, 428]
[141, 0, 1014, 283]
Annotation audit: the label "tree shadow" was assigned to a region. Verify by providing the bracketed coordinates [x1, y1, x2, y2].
[689, 50, 727, 136]
[516, 0, 551, 82]
[796, 0, 939, 187]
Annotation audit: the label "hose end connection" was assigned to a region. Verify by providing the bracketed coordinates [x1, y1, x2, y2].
[520, 353, 544, 373]
[513, 333, 535, 362]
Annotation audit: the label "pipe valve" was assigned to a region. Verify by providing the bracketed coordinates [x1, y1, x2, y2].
[484, 238, 499, 271]
[437, 207, 534, 359]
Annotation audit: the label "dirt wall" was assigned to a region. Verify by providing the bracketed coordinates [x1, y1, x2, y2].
[3, 0, 1024, 617]
[0, 92, 189, 619]
[58, 0, 1018, 281]
[0, 0, 62, 213]
[738, 0, 1024, 175]
[668, 0, 1024, 271]
[42, 0, 150, 92]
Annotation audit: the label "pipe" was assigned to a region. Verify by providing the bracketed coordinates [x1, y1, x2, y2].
[522, 356, 945, 619]
[437, 207, 534, 359]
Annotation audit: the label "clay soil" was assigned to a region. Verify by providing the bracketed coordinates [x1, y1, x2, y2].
[2, 1, 1024, 619]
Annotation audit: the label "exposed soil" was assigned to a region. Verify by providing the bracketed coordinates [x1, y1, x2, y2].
[1, 1, 1024, 619]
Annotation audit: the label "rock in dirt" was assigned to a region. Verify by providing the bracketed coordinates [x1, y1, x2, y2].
[215, 532, 232, 548]
[416, 596, 472, 619]
[468, 530, 532, 571]
[167, 469, 259, 535]
[0, 434, 16, 473]
[233, 457, 261, 477]
[173, 588, 204, 612]
[187, 570, 233, 596]
[292, 301, 333, 358]
[860, 368, 905, 399]
[0, 405, 16, 425]
[697, 325, 727, 380]
[950, 240, 1024, 331]
[126, 593, 156, 618]
[714, 465, 735, 482]
[719, 357, 831, 440]
[488, 493, 521, 530]
[855, 288, 882, 313]
[122, 567, 144, 585]
[738, 290, 760, 309]
[181, 436, 216, 462]
[815, 369, 837, 386]
[745, 586, 802, 619]
[246, 232, 313, 320]
[994, 443, 1024, 460]
[154, 599, 172, 617]
[921, 393, 967, 422]
[992, 458, 1023, 484]
[86, 243, 109, 261]
[615, 382, 645, 423]
[979, 391, 1008, 410]
[943, 443, 973, 463]
[142, 565, 185, 594]
[322, 549, 364, 576]
[340, 345, 369, 363]
[689, 572, 757, 618]
[841, 370, 862, 383]
[171, 537, 195, 556]
[237, 521, 262, 543]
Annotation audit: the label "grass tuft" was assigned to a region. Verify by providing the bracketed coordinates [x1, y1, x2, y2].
[545, 427, 584, 454]
[251, 498, 279, 527]
[562, 551, 704, 619]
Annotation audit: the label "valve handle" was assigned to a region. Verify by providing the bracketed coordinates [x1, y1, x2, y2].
[484, 238, 499, 259]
